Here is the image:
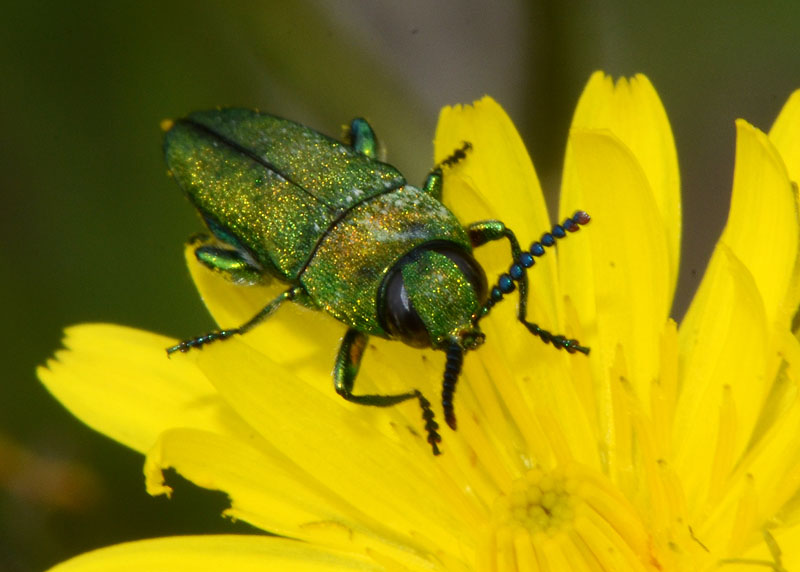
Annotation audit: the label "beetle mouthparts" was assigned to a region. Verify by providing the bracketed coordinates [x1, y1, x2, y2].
[460, 330, 485, 351]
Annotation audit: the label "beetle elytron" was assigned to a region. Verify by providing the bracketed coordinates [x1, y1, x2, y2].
[164, 109, 590, 454]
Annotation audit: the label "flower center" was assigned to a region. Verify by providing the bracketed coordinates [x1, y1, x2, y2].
[485, 464, 654, 571]
[493, 467, 577, 534]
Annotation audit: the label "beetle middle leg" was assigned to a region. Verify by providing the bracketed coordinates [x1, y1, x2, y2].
[467, 217, 590, 355]
[334, 328, 442, 455]
[189, 231, 281, 285]
[167, 285, 303, 355]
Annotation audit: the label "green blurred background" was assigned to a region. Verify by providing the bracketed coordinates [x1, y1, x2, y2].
[2, 1, 798, 569]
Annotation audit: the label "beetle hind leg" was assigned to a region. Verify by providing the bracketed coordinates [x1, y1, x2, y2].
[334, 328, 442, 455]
[166, 285, 303, 355]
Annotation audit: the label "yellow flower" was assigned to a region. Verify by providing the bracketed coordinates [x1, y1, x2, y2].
[39, 73, 800, 571]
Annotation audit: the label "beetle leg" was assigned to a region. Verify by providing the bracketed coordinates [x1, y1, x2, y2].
[334, 328, 442, 454]
[194, 245, 264, 285]
[348, 118, 378, 159]
[467, 219, 590, 355]
[191, 232, 279, 284]
[422, 142, 472, 200]
[422, 168, 444, 199]
[166, 285, 303, 355]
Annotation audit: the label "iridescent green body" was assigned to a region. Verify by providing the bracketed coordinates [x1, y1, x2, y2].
[165, 110, 472, 337]
[302, 186, 471, 334]
[165, 109, 590, 455]
[165, 109, 405, 280]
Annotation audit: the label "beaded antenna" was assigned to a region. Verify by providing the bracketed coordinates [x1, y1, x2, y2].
[439, 211, 591, 430]
[476, 210, 591, 351]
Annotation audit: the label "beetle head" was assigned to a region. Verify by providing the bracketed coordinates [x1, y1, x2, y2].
[382, 246, 487, 349]
[381, 245, 488, 430]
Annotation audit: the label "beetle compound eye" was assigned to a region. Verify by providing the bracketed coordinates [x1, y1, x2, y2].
[380, 244, 485, 349]
[381, 267, 432, 348]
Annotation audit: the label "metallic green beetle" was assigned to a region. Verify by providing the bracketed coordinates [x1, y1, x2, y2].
[164, 109, 590, 454]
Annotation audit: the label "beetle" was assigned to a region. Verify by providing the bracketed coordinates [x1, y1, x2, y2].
[163, 109, 590, 454]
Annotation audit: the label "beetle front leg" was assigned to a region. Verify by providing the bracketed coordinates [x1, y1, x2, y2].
[167, 285, 304, 355]
[422, 142, 472, 200]
[467, 219, 590, 355]
[334, 328, 442, 454]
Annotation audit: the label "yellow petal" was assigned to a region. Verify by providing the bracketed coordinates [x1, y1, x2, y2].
[434, 96, 550, 250]
[733, 528, 793, 572]
[144, 428, 335, 530]
[769, 89, 800, 185]
[434, 96, 561, 333]
[676, 245, 767, 517]
[768, 90, 800, 317]
[678, 119, 798, 465]
[47, 535, 382, 572]
[185, 243, 345, 378]
[562, 72, 681, 300]
[727, 332, 800, 521]
[720, 120, 799, 331]
[559, 129, 670, 403]
[703, 356, 800, 569]
[144, 428, 452, 568]
[194, 338, 471, 557]
[37, 324, 247, 454]
[677, 120, 799, 519]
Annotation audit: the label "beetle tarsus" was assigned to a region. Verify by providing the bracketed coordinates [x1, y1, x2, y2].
[436, 141, 472, 171]
[414, 390, 442, 455]
[166, 329, 239, 356]
[523, 323, 589, 355]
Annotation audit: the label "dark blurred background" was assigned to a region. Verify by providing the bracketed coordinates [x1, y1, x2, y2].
[2, 1, 798, 569]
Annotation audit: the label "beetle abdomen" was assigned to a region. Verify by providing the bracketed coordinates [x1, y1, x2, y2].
[164, 109, 407, 280]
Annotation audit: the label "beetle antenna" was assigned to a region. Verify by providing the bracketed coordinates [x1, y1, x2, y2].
[441, 341, 464, 431]
[472, 210, 591, 353]
[436, 141, 472, 171]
